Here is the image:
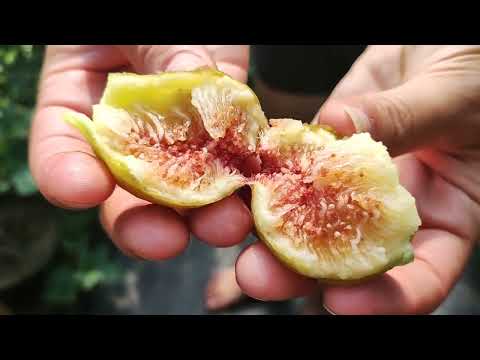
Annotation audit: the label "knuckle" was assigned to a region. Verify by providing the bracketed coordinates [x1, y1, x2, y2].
[157, 45, 212, 72]
[365, 92, 415, 142]
[141, 45, 165, 72]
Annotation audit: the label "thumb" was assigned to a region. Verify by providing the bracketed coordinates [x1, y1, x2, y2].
[118, 45, 217, 74]
[314, 77, 456, 156]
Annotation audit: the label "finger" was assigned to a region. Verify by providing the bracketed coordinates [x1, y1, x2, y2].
[235, 242, 317, 301]
[29, 58, 118, 209]
[100, 186, 190, 260]
[323, 229, 474, 315]
[206, 45, 250, 82]
[313, 46, 468, 156]
[188, 194, 254, 247]
[315, 76, 461, 156]
[395, 153, 479, 243]
[117, 45, 217, 74]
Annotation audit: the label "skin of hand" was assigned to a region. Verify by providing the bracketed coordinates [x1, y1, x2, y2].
[234, 45, 480, 314]
[29, 45, 255, 263]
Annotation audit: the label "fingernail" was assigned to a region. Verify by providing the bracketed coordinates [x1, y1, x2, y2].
[322, 303, 338, 315]
[344, 105, 371, 133]
[164, 52, 209, 72]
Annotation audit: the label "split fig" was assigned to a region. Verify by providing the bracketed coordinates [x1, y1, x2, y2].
[64, 68, 421, 282]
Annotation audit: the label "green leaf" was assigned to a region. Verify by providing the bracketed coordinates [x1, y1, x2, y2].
[4, 49, 17, 65]
[20, 45, 33, 58]
[76, 270, 105, 291]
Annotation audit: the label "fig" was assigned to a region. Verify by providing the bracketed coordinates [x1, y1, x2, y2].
[64, 68, 421, 282]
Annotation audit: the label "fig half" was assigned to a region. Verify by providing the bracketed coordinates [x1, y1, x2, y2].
[252, 119, 420, 281]
[64, 69, 421, 282]
[65, 69, 268, 208]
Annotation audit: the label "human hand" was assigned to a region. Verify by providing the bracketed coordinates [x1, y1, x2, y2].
[29, 45, 254, 260]
[234, 45, 480, 314]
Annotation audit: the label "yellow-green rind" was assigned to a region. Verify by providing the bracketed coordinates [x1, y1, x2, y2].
[101, 68, 267, 110]
[100, 68, 229, 110]
[314, 245, 414, 285]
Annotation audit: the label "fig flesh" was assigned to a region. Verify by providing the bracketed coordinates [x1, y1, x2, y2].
[64, 69, 421, 282]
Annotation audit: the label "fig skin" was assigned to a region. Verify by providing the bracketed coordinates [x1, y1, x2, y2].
[64, 69, 421, 282]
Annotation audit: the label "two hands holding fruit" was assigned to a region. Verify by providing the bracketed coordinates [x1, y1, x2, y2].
[29, 45, 480, 314]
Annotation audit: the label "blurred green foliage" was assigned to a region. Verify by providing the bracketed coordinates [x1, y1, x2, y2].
[0, 45, 40, 196]
[43, 210, 124, 306]
[0, 45, 124, 309]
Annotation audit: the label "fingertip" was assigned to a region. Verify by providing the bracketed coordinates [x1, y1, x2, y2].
[322, 274, 409, 315]
[164, 51, 214, 72]
[41, 151, 115, 209]
[235, 242, 316, 301]
[188, 195, 253, 247]
[112, 204, 190, 260]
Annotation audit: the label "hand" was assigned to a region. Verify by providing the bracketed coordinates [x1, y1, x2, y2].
[29, 45, 254, 260]
[234, 45, 480, 314]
